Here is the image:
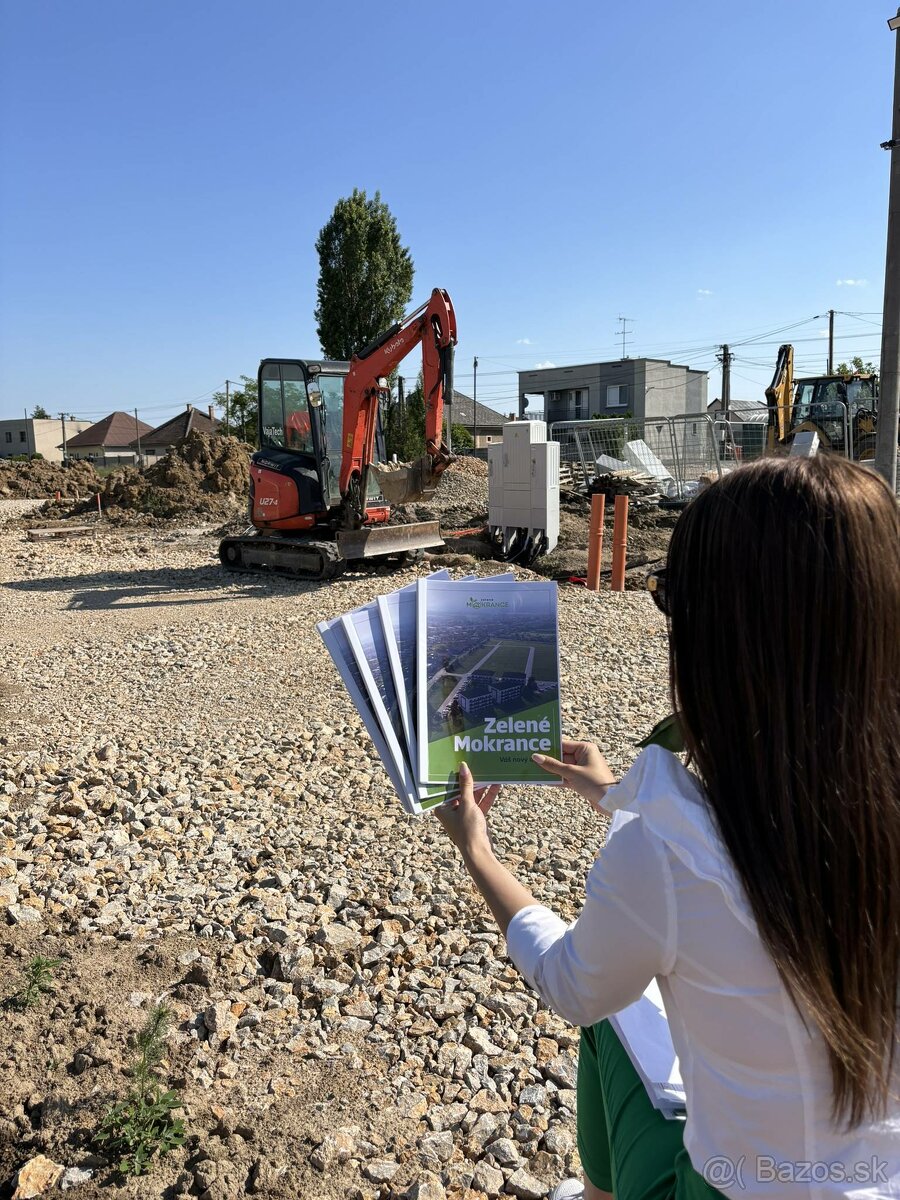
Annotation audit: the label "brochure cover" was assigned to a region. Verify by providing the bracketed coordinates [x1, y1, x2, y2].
[416, 578, 563, 786]
[316, 615, 422, 815]
[378, 572, 514, 777]
[342, 604, 449, 814]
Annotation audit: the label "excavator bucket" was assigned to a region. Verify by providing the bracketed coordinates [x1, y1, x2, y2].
[371, 455, 441, 506]
[336, 519, 444, 561]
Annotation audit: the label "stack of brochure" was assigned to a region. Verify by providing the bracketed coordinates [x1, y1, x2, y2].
[317, 571, 563, 815]
[609, 980, 686, 1119]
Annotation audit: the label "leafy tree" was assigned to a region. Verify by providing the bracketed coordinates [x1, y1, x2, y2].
[315, 189, 414, 360]
[449, 424, 474, 450]
[212, 376, 258, 444]
[31, 405, 51, 419]
[833, 357, 877, 378]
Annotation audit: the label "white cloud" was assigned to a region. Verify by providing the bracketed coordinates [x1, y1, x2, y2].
[533, 360, 556, 369]
[836, 278, 867, 287]
[697, 288, 713, 296]
[516, 337, 532, 345]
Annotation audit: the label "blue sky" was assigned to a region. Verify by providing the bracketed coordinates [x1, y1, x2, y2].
[0, 0, 895, 426]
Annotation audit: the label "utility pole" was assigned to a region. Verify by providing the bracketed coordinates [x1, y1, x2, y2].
[473, 356, 478, 450]
[59, 412, 68, 463]
[718, 344, 733, 422]
[875, 9, 900, 489]
[225, 380, 230, 435]
[827, 309, 835, 375]
[134, 408, 143, 467]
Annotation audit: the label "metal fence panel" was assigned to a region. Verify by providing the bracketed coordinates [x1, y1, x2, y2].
[549, 414, 721, 500]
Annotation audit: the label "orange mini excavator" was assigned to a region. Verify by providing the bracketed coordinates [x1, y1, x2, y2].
[219, 288, 457, 580]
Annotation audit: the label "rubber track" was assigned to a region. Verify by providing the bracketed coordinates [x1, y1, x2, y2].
[218, 535, 345, 580]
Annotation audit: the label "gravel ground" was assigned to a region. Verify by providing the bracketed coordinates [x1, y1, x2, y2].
[0, 502, 670, 1200]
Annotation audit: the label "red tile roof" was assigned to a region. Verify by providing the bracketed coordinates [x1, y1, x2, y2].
[66, 411, 153, 449]
[132, 408, 219, 449]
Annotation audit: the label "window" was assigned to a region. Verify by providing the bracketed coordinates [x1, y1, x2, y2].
[282, 364, 313, 454]
[607, 385, 628, 408]
[19, 431, 26, 442]
[259, 362, 313, 454]
[260, 363, 286, 448]
[573, 389, 585, 419]
[4, 432, 11, 443]
[315, 374, 345, 505]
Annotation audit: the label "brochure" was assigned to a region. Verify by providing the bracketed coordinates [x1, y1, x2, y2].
[342, 602, 449, 814]
[316, 615, 422, 814]
[609, 980, 686, 1119]
[416, 577, 563, 786]
[378, 572, 514, 782]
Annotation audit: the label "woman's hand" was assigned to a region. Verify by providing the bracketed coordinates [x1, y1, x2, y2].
[435, 763, 501, 861]
[532, 740, 617, 813]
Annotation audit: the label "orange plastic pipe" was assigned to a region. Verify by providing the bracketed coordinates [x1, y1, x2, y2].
[611, 494, 629, 591]
[586, 493, 605, 591]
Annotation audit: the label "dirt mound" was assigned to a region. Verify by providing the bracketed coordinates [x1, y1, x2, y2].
[0, 457, 101, 500]
[39, 432, 251, 524]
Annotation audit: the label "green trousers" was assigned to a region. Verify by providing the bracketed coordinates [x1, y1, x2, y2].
[577, 1021, 723, 1199]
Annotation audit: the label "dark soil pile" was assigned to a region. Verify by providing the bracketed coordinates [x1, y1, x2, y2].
[39, 433, 251, 525]
[0, 458, 101, 500]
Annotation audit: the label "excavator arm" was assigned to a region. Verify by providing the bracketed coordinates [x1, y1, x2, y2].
[339, 288, 457, 523]
[765, 344, 794, 449]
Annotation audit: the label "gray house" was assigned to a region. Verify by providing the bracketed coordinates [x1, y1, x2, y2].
[445, 390, 508, 449]
[518, 359, 708, 425]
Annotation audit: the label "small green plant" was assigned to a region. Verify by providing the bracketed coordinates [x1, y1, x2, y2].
[95, 1004, 185, 1176]
[16, 955, 62, 1009]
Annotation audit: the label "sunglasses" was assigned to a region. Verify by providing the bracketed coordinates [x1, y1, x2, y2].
[646, 567, 669, 616]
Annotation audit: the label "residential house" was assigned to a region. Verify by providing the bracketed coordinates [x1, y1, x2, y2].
[131, 405, 219, 462]
[0, 418, 92, 462]
[66, 412, 154, 465]
[518, 359, 708, 426]
[445, 391, 508, 449]
[708, 397, 770, 461]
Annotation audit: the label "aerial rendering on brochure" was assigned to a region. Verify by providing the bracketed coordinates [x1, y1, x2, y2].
[416, 578, 563, 787]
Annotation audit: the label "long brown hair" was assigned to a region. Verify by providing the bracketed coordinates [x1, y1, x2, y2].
[667, 454, 900, 1128]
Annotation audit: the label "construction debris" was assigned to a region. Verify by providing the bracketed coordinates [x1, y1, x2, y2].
[25, 524, 96, 542]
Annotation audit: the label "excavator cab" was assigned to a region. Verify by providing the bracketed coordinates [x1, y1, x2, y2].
[256, 360, 387, 519]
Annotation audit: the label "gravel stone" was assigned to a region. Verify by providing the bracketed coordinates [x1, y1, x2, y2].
[0, 496, 674, 1197]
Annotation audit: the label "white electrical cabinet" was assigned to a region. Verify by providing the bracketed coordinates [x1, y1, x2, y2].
[488, 421, 559, 560]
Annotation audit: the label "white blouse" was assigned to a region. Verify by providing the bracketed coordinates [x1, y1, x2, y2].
[505, 746, 900, 1199]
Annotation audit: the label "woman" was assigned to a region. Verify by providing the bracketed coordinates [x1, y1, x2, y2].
[437, 455, 900, 1199]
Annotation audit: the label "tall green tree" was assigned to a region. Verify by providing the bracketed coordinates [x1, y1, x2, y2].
[212, 376, 258, 444]
[31, 405, 51, 419]
[315, 190, 414, 360]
